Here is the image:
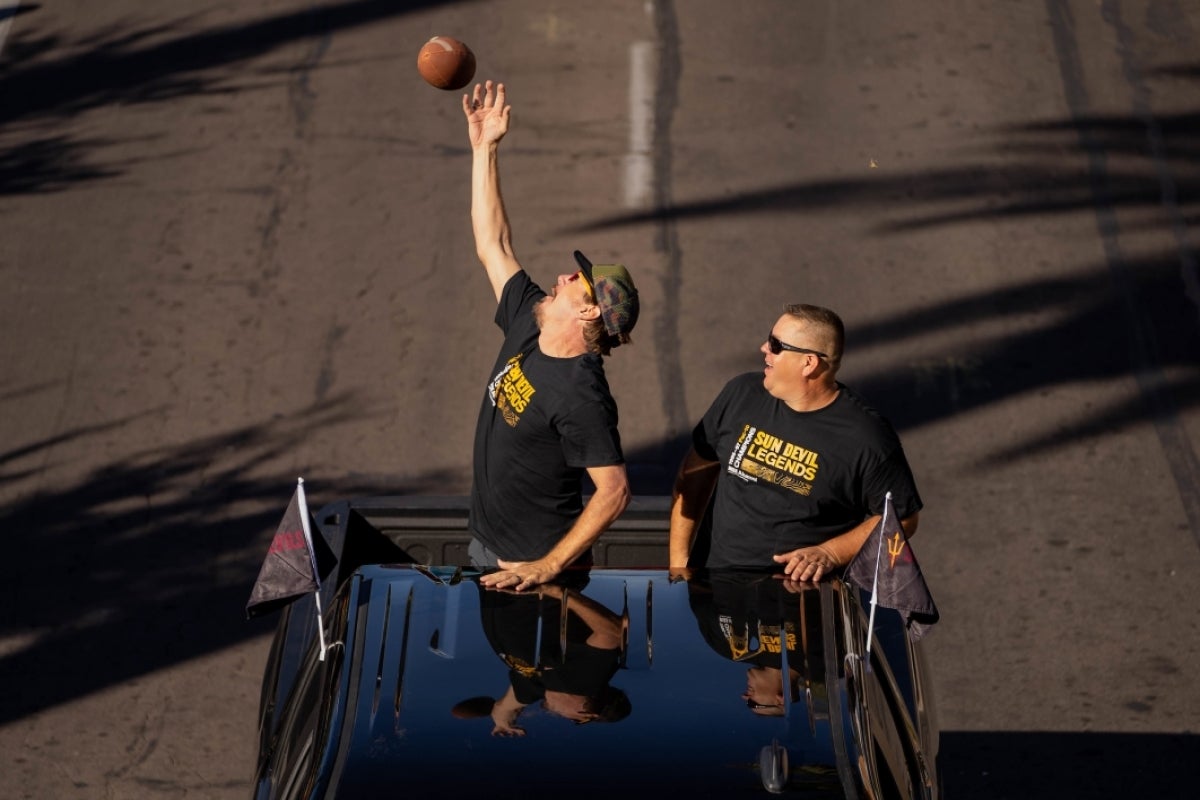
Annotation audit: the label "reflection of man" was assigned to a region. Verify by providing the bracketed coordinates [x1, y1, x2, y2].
[452, 581, 631, 735]
[687, 572, 824, 717]
[463, 80, 639, 592]
[670, 304, 921, 582]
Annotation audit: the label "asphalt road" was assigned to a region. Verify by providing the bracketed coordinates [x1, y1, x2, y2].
[1, 1, 1198, 798]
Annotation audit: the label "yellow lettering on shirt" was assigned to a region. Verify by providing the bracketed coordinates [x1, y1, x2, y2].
[732, 427, 821, 493]
[492, 357, 537, 422]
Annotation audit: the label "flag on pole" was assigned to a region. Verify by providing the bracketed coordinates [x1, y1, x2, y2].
[246, 479, 335, 620]
[844, 493, 939, 641]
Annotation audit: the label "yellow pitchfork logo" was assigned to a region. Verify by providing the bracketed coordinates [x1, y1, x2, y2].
[887, 532, 906, 569]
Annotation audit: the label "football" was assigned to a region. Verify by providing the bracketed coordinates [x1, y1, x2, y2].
[417, 36, 476, 91]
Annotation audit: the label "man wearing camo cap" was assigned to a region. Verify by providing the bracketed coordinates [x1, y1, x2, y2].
[462, 80, 640, 591]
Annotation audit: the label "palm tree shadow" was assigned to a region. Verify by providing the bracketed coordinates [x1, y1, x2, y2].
[0, 0, 473, 194]
[0, 392, 461, 724]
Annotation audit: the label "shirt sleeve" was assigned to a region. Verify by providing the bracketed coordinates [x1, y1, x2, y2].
[861, 443, 923, 520]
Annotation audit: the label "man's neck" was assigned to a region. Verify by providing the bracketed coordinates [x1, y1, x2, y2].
[781, 381, 840, 413]
[538, 326, 589, 359]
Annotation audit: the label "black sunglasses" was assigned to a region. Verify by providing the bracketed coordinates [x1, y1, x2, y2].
[767, 333, 828, 359]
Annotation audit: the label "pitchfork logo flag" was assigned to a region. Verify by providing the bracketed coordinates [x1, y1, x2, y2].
[246, 479, 336, 620]
[844, 492, 939, 641]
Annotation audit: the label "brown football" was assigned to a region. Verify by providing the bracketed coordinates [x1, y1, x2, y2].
[417, 36, 476, 91]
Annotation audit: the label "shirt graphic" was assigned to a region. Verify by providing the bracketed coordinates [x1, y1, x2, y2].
[488, 354, 537, 427]
[718, 614, 797, 661]
[726, 424, 820, 496]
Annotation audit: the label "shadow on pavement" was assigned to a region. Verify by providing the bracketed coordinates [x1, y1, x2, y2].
[0, 392, 452, 725]
[942, 730, 1200, 799]
[0, 0, 473, 194]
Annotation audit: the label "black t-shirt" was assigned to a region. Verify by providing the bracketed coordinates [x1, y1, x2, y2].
[693, 372, 921, 568]
[469, 272, 624, 561]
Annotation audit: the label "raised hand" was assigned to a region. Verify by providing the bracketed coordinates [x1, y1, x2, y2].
[463, 80, 511, 149]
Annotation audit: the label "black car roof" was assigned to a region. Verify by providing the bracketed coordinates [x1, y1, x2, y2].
[306, 567, 864, 797]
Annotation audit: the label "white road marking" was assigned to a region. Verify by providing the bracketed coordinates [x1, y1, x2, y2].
[624, 40, 656, 209]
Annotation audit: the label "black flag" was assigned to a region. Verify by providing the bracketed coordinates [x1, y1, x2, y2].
[246, 483, 334, 619]
[844, 494, 939, 640]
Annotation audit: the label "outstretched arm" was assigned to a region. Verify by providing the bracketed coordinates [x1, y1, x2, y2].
[464, 80, 521, 301]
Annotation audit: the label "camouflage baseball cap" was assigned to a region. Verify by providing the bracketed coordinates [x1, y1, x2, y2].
[574, 250, 639, 340]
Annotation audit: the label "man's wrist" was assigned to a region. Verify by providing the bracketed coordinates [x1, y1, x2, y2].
[537, 555, 564, 575]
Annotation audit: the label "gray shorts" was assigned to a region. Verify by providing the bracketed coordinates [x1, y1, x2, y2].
[467, 538, 501, 568]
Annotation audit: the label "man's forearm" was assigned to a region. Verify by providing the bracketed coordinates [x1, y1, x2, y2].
[820, 512, 920, 566]
[820, 516, 880, 565]
[669, 495, 699, 568]
[538, 481, 631, 573]
[668, 449, 719, 568]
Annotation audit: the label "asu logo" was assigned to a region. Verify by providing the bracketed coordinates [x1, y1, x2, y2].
[887, 532, 907, 569]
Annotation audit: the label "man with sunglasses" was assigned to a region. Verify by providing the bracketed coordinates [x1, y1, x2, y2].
[463, 80, 640, 592]
[669, 304, 921, 582]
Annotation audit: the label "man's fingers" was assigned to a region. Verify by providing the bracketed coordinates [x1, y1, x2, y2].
[481, 569, 530, 592]
[775, 549, 828, 582]
[783, 557, 823, 582]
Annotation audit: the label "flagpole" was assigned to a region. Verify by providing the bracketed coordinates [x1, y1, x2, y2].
[864, 491, 891, 663]
[296, 477, 328, 662]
